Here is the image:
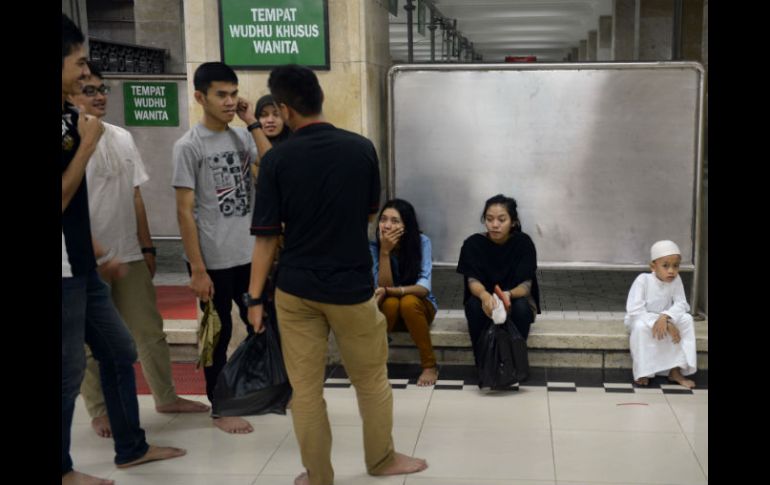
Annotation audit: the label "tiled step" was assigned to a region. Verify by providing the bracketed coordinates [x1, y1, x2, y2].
[165, 310, 708, 369]
[362, 313, 707, 369]
[158, 281, 708, 370]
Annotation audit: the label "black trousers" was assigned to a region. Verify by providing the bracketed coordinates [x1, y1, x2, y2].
[464, 296, 533, 366]
[187, 262, 254, 402]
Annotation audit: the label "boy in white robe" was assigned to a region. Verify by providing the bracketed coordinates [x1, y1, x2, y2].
[624, 240, 697, 388]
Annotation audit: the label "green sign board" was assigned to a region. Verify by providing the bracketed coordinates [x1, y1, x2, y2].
[218, 0, 330, 70]
[123, 82, 179, 127]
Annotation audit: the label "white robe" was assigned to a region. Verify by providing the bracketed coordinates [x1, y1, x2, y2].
[624, 273, 697, 380]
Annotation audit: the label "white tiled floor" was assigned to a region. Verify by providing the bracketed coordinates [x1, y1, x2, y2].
[69, 387, 707, 484]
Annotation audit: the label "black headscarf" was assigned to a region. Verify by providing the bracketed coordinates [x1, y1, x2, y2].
[255, 94, 292, 145]
[456, 231, 541, 313]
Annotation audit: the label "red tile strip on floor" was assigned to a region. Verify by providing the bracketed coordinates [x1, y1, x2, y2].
[155, 285, 198, 320]
[134, 362, 206, 395]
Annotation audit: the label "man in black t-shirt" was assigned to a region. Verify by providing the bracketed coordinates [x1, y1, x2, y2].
[246, 65, 428, 485]
[61, 14, 184, 484]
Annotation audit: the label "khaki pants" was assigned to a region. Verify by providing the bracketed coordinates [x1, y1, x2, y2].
[80, 260, 177, 416]
[275, 288, 395, 485]
[380, 295, 437, 369]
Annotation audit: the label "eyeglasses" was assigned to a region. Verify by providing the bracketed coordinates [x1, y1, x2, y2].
[81, 84, 111, 96]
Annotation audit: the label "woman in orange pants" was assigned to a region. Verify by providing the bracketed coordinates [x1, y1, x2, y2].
[371, 199, 439, 386]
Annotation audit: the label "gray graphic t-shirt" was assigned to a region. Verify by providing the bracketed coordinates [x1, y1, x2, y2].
[172, 123, 257, 270]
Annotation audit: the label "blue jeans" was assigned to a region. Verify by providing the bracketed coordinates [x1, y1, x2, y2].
[61, 270, 149, 474]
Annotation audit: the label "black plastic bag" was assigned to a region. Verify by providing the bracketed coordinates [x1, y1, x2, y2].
[477, 316, 530, 389]
[212, 309, 292, 417]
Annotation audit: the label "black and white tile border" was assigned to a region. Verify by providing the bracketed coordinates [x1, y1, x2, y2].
[322, 378, 700, 394]
[322, 366, 705, 394]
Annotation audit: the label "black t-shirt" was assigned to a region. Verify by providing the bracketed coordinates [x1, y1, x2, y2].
[251, 122, 380, 304]
[62, 102, 96, 276]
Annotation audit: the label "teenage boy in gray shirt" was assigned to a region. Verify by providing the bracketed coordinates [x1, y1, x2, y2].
[172, 62, 267, 434]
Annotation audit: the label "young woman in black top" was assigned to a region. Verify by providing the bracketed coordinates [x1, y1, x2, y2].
[456, 194, 541, 366]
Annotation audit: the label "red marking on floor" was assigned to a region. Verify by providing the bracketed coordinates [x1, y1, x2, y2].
[134, 362, 206, 395]
[156, 285, 198, 320]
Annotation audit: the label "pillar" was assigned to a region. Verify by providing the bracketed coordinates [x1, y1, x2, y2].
[597, 16, 613, 61]
[638, 0, 674, 60]
[134, 0, 186, 73]
[612, 0, 636, 60]
[587, 30, 598, 60]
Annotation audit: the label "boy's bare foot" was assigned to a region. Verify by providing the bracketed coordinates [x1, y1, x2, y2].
[156, 397, 210, 413]
[91, 415, 112, 438]
[417, 367, 439, 387]
[375, 452, 428, 476]
[116, 445, 186, 469]
[634, 377, 649, 386]
[668, 368, 695, 389]
[294, 472, 309, 485]
[62, 470, 114, 485]
[213, 416, 254, 434]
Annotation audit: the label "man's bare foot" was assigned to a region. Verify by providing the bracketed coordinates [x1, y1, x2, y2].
[374, 452, 428, 476]
[417, 367, 439, 387]
[634, 377, 650, 386]
[156, 397, 210, 413]
[91, 415, 112, 438]
[294, 472, 309, 485]
[213, 416, 254, 434]
[668, 368, 695, 389]
[62, 470, 114, 485]
[115, 445, 186, 469]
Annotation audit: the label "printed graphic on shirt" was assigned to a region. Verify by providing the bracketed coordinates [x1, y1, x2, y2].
[207, 149, 252, 217]
[62, 115, 75, 152]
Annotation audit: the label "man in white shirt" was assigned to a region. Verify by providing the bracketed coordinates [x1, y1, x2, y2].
[70, 62, 209, 439]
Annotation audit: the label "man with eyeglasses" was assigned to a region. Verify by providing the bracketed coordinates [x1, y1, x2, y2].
[69, 61, 211, 440]
[62, 14, 185, 484]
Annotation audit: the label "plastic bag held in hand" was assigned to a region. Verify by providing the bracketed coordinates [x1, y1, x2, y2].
[211, 309, 292, 417]
[491, 294, 507, 324]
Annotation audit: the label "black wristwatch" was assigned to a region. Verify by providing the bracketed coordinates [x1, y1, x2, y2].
[141, 247, 157, 256]
[242, 292, 264, 307]
[246, 121, 262, 131]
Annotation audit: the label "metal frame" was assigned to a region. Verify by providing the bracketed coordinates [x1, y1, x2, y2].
[387, 62, 706, 311]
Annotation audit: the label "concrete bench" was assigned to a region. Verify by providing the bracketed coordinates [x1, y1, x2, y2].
[165, 309, 708, 370]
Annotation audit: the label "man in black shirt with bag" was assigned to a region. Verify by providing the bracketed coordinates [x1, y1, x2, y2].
[246, 65, 428, 485]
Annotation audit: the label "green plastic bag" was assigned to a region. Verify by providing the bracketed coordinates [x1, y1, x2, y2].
[197, 300, 221, 369]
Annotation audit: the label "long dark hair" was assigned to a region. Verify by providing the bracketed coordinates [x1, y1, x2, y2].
[376, 199, 422, 285]
[481, 194, 521, 233]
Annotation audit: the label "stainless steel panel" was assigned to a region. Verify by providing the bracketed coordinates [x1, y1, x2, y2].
[102, 75, 188, 237]
[389, 63, 704, 270]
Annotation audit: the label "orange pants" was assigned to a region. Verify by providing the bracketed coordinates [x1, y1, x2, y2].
[380, 295, 437, 369]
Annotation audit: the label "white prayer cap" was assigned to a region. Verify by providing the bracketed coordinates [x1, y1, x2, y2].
[650, 240, 681, 261]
